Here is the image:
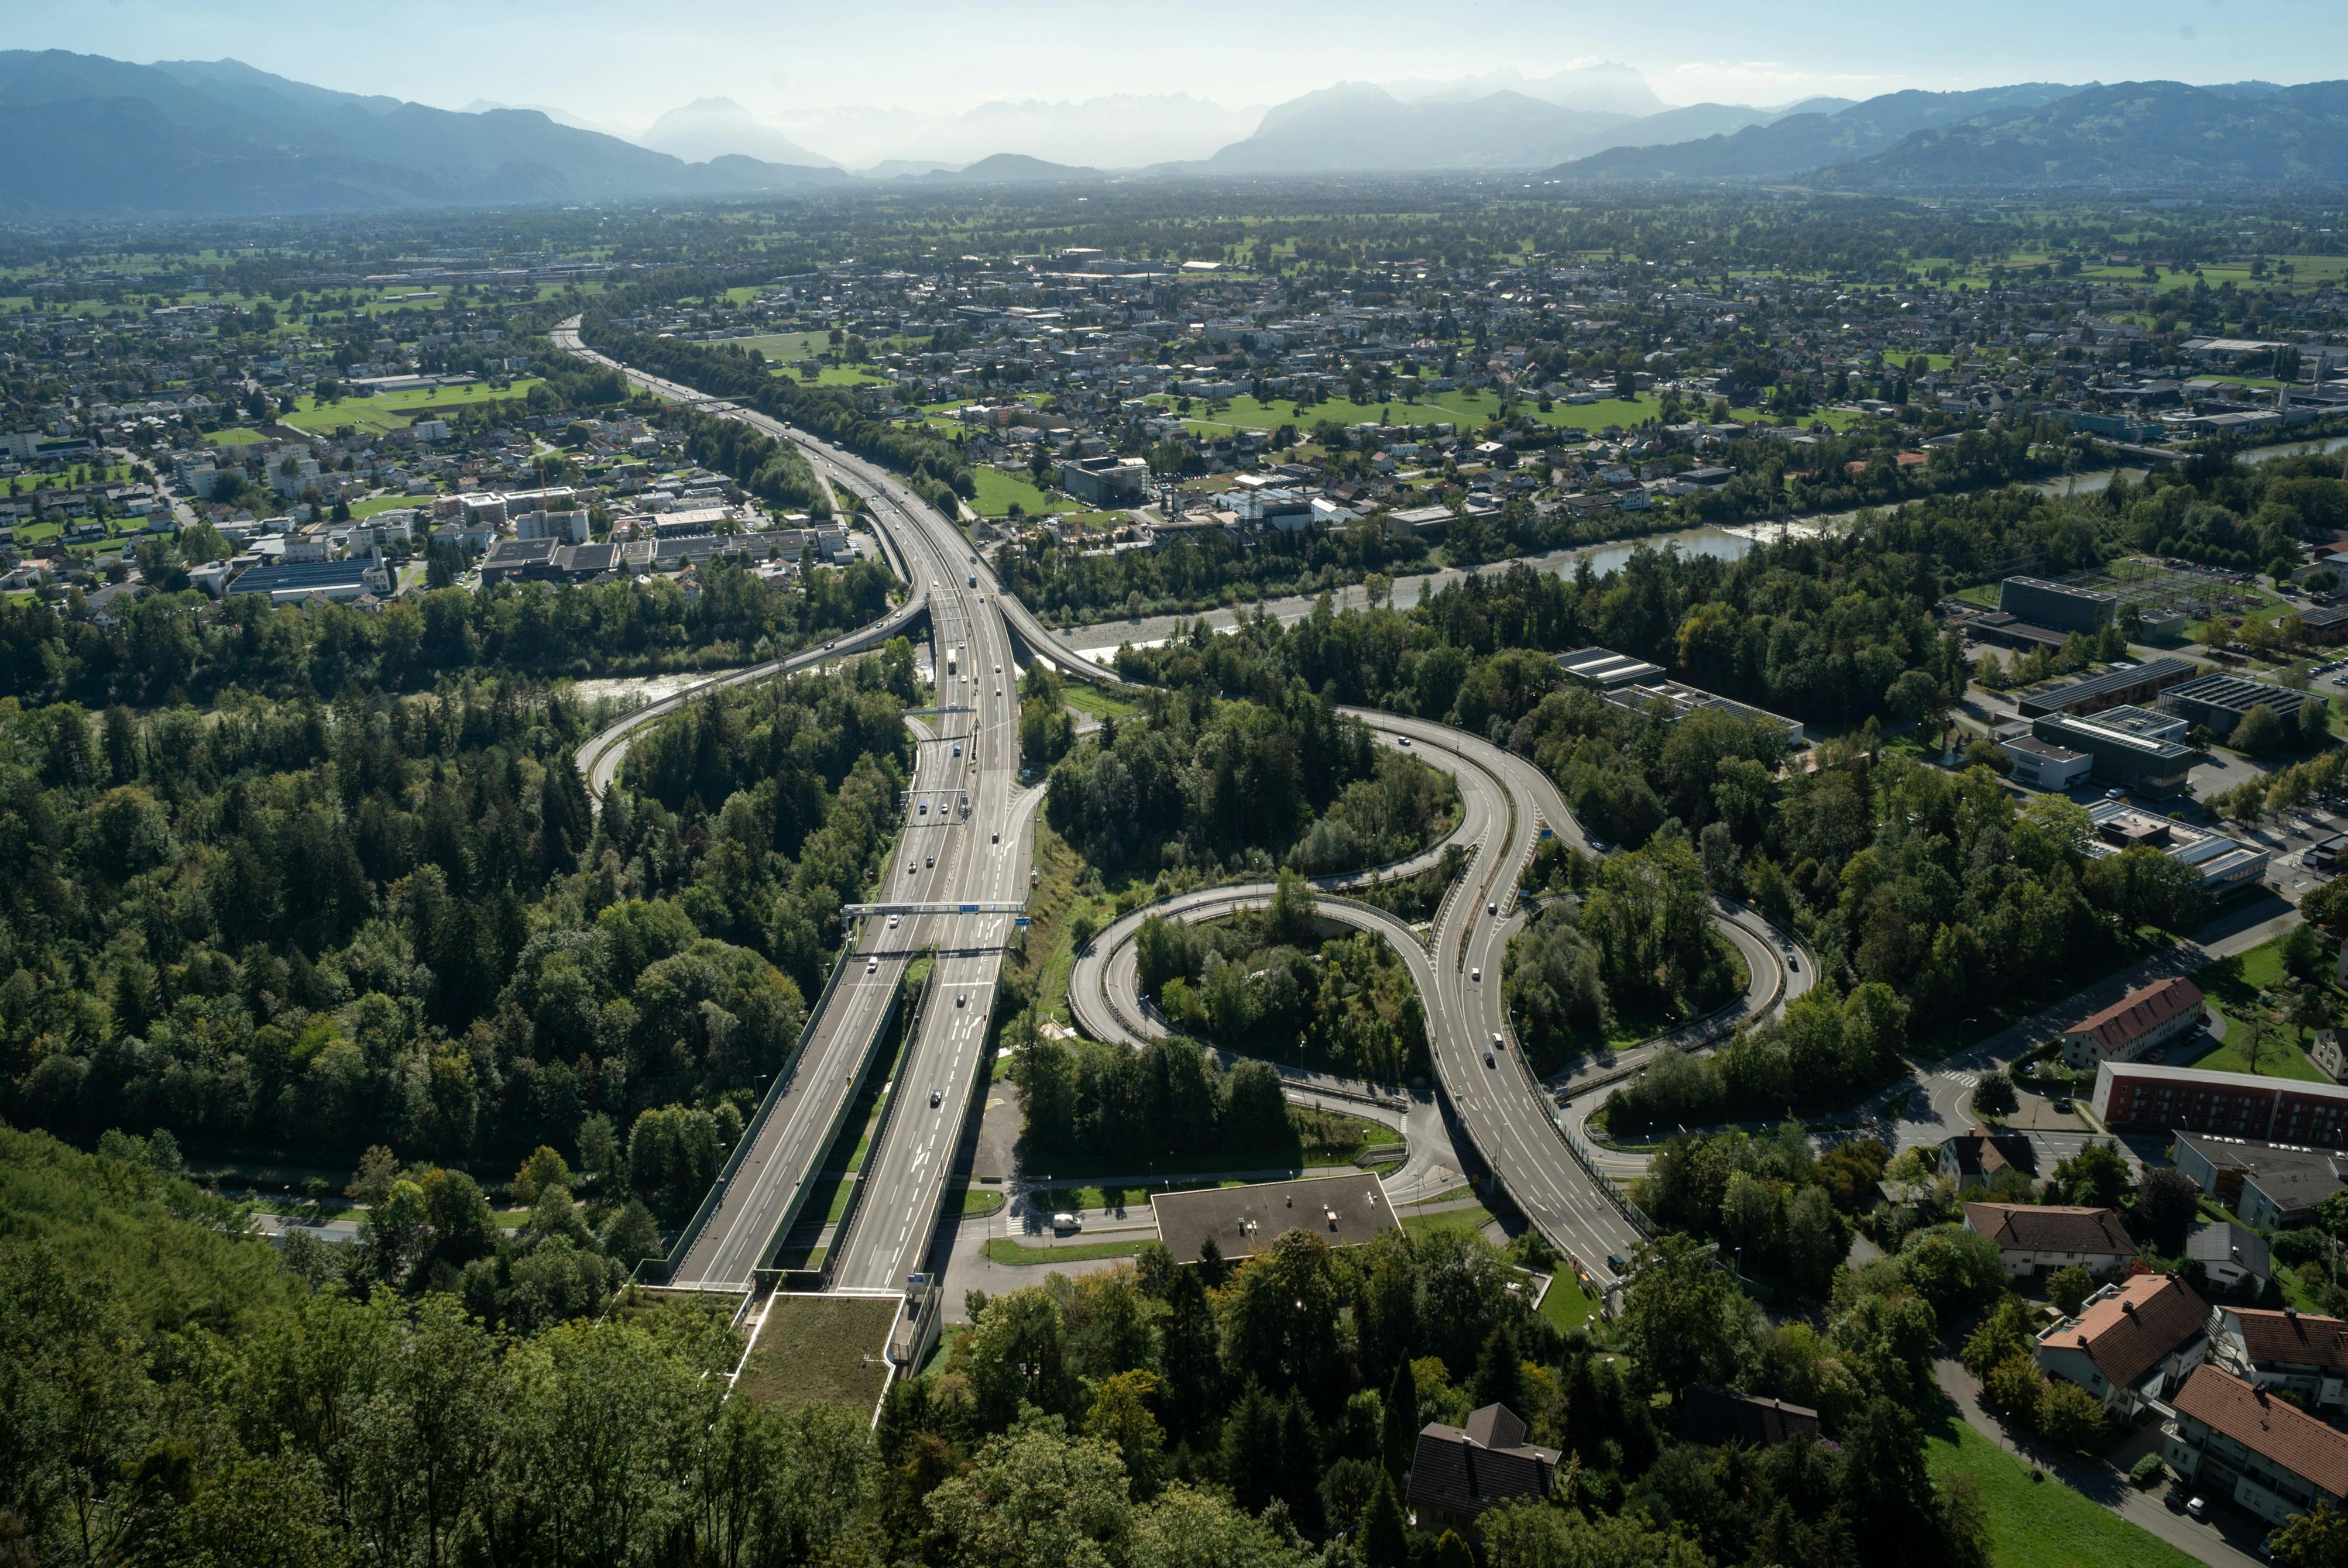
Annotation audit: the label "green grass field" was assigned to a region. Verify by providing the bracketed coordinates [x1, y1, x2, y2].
[1536, 1270, 1599, 1332]
[970, 466, 1055, 517]
[1401, 1202, 1500, 1240]
[1925, 1418, 2202, 1568]
[280, 379, 542, 435]
[204, 427, 266, 446]
[2184, 934, 2336, 1082]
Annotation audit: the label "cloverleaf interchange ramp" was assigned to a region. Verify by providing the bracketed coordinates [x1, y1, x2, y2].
[555, 318, 1811, 1309]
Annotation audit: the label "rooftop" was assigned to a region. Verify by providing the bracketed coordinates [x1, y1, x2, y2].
[1149, 1173, 1398, 1265]
[2175, 1132, 2348, 1216]
[1963, 1202, 2137, 1257]
[2064, 976, 2204, 1054]
[2222, 1306, 2348, 1371]
[2038, 1273, 2207, 1391]
[2172, 1366, 2348, 1498]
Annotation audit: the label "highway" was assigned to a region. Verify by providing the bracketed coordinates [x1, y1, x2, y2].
[554, 317, 1807, 1302]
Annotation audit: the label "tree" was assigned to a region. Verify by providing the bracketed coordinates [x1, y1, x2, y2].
[1971, 1069, 2017, 1119]
[1360, 1474, 1410, 1568]
[509, 1145, 574, 1205]
[2035, 1378, 2109, 1452]
[1471, 1323, 1526, 1414]
[2268, 1502, 2348, 1568]
[1982, 1353, 2046, 1418]
[1433, 1532, 1476, 1568]
[346, 1144, 400, 1205]
[577, 1113, 618, 1178]
[1619, 1233, 1750, 1397]
[924, 1416, 1134, 1568]
[2050, 1140, 2133, 1209]
[1085, 1371, 1165, 1500]
[1381, 1358, 1418, 1480]
[2135, 1167, 2202, 1255]
[2047, 1265, 2094, 1318]
[2237, 703, 2287, 757]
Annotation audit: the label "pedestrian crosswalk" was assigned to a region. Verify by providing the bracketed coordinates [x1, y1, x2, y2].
[1939, 1070, 1980, 1089]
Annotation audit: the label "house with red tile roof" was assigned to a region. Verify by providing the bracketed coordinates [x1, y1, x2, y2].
[2059, 975, 2205, 1070]
[2033, 1273, 2209, 1415]
[2165, 1365, 2348, 1526]
[1963, 1202, 2136, 1278]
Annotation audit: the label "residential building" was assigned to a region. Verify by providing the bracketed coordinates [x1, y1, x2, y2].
[2185, 1222, 2273, 1294]
[2096, 1065, 2348, 1155]
[2164, 1366, 2348, 1526]
[1405, 1404, 1560, 1540]
[2033, 1273, 2209, 1414]
[2014, 657, 2199, 718]
[2208, 1308, 2348, 1409]
[1677, 1387, 1821, 1448]
[1938, 1123, 2038, 1192]
[1999, 575, 2116, 632]
[2160, 673, 2311, 740]
[1962, 1202, 2137, 1277]
[2171, 1133, 2348, 1228]
[2057, 976, 2206, 1070]
[2316, 1029, 2346, 1081]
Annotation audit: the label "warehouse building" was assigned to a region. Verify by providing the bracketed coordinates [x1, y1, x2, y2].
[2000, 575, 2117, 633]
[225, 558, 387, 603]
[2015, 657, 2199, 719]
[2159, 673, 2311, 741]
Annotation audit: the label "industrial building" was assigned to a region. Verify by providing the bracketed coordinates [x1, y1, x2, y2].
[2159, 673, 2312, 741]
[1555, 647, 1804, 747]
[2082, 799, 2268, 893]
[2000, 733, 2093, 790]
[2030, 706, 2196, 791]
[2000, 575, 2117, 633]
[1149, 1173, 1399, 1265]
[2014, 657, 2198, 718]
[224, 558, 387, 603]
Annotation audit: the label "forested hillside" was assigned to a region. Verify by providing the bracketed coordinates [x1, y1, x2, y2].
[1, 1116, 1998, 1568]
[0, 654, 916, 1177]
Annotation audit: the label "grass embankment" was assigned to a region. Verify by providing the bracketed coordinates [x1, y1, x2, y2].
[1536, 1270, 1599, 1332]
[734, 1293, 897, 1416]
[980, 1237, 1149, 1266]
[1924, 1417, 2202, 1568]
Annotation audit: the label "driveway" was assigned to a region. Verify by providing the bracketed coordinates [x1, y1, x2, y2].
[1934, 1357, 2263, 1568]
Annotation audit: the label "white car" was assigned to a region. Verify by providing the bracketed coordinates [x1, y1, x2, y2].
[1470, 967, 1481, 983]
[866, 957, 878, 974]
[1051, 1211, 1082, 1232]
[888, 914, 900, 930]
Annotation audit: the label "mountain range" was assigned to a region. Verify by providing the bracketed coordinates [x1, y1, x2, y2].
[0, 50, 845, 215]
[0, 50, 2342, 215]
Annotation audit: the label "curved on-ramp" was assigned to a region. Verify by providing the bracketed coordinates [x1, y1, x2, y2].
[1067, 704, 1818, 1288]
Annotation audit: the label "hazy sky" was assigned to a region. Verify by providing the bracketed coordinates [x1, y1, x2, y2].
[20, 0, 2346, 125]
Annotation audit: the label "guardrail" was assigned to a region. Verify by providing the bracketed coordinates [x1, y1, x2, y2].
[655, 929, 861, 1281]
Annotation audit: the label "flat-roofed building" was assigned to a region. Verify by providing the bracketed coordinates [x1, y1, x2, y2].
[2160, 673, 2311, 740]
[2016, 656, 2199, 718]
[2000, 575, 2117, 632]
[1555, 647, 1665, 689]
[2172, 1133, 2348, 1227]
[225, 559, 387, 603]
[2002, 733, 2093, 790]
[2097, 1064, 2348, 1153]
[2032, 707, 2195, 791]
[1149, 1172, 1399, 1265]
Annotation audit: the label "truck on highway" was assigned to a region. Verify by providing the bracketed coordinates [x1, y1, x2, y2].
[968, 572, 978, 588]
[946, 648, 959, 677]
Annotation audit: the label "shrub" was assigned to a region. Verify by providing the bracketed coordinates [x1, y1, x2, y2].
[2130, 1452, 2165, 1488]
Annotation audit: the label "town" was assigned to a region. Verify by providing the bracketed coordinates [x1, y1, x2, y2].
[17, 26, 2348, 1568]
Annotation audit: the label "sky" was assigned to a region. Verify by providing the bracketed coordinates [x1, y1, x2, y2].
[17, 0, 2348, 128]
